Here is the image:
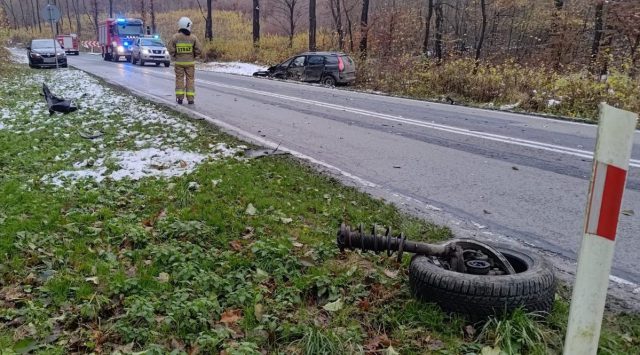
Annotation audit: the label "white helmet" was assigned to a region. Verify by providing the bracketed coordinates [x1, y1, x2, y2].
[178, 17, 192, 31]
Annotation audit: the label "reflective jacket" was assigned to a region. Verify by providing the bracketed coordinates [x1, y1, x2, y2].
[167, 31, 202, 67]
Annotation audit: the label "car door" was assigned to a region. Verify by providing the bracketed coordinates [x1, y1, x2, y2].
[303, 55, 325, 82]
[286, 56, 307, 81]
[132, 38, 140, 57]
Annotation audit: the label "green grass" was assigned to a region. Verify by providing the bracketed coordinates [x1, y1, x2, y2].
[0, 63, 639, 354]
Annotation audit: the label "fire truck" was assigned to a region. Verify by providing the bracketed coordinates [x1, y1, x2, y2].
[98, 18, 144, 62]
[56, 34, 79, 55]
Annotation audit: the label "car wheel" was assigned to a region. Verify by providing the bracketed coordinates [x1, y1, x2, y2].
[409, 246, 556, 321]
[164, 62, 170, 68]
[61, 64, 68, 68]
[321, 75, 336, 86]
[139, 59, 145, 66]
[155, 62, 160, 66]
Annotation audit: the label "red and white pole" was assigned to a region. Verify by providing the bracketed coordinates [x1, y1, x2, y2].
[563, 104, 637, 354]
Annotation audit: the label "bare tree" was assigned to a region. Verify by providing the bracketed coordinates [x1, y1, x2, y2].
[72, 0, 81, 36]
[109, 0, 113, 17]
[309, 0, 316, 51]
[359, 0, 369, 57]
[590, 0, 604, 69]
[474, 0, 487, 66]
[253, 0, 260, 45]
[434, 0, 443, 62]
[150, 0, 156, 33]
[273, 0, 304, 48]
[205, 0, 213, 41]
[329, 0, 344, 50]
[423, 0, 433, 56]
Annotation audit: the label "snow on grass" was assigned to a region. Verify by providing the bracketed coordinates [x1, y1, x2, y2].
[6, 47, 29, 64]
[196, 61, 267, 76]
[44, 144, 242, 186]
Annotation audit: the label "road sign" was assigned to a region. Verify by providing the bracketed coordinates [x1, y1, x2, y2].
[41, 4, 61, 23]
[563, 104, 637, 355]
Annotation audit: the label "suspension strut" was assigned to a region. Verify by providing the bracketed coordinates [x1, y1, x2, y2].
[337, 223, 516, 275]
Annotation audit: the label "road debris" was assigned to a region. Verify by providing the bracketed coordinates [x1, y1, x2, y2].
[43, 83, 77, 115]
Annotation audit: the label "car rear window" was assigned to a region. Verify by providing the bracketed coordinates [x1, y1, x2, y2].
[308, 56, 324, 65]
[341, 55, 355, 67]
[325, 56, 338, 64]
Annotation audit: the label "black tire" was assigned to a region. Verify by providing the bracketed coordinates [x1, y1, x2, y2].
[164, 62, 170, 67]
[61, 64, 68, 68]
[155, 62, 161, 66]
[139, 58, 145, 66]
[409, 246, 556, 321]
[321, 75, 336, 86]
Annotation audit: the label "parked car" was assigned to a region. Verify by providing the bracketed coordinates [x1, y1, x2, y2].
[130, 36, 171, 67]
[27, 39, 67, 69]
[254, 52, 356, 86]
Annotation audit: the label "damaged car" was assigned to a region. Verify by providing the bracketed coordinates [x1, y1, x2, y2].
[253, 52, 356, 86]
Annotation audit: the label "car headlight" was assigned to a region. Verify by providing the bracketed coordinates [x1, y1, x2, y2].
[117, 46, 125, 53]
[112, 41, 117, 47]
[30, 52, 41, 58]
[142, 49, 149, 55]
[57, 52, 66, 57]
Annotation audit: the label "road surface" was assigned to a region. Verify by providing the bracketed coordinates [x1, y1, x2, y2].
[67, 53, 640, 290]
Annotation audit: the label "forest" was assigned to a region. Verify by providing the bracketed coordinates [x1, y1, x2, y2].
[1, 0, 639, 120]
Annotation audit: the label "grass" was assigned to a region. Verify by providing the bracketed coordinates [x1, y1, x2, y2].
[0, 59, 639, 354]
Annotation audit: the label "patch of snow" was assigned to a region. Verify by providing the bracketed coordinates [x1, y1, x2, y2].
[6, 47, 29, 64]
[197, 62, 267, 76]
[44, 144, 241, 186]
[547, 99, 561, 107]
[500, 102, 520, 110]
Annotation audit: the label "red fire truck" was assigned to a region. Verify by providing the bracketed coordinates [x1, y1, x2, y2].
[56, 34, 79, 55]
[98, 18, 145, 62]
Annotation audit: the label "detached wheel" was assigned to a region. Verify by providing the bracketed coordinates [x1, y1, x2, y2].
[409, 246, 556, 321]
[321, 75, 336, 86]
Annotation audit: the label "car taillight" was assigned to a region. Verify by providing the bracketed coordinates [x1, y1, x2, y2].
[338, 56, 345, 72]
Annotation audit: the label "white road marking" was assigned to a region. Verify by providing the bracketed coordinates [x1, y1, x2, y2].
[130, 64, 640, 167]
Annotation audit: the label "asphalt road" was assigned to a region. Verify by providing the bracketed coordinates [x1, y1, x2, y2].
[68, 53, 640, 287]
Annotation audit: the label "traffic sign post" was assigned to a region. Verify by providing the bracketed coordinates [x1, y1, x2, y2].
[41, 2, 61, 69]
[563, 104, 637, 354]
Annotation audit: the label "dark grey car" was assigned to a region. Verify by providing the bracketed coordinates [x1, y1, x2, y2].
[27, 39, 67, 69]
[254, 52, 356, 86]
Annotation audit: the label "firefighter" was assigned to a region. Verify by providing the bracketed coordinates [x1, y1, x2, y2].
[168, 17, 202, 105]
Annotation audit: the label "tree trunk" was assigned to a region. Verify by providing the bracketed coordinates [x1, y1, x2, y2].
[93, 0, 99, 38]
[3, 0, 18, 29]
[65, 0, 73, 32]
[330, 0, 344, 50]
[109, 0, 113, 18]
[309, 0, 316, 51]
[205, 0, 213, 41]
[288, 1, 294, 48]
[474, 0, 487, 66]
[73, 0, 81, 36]
[434, 0, 443, 62]
[17, 0, 25, 28]
[359, 0, 369, 57]
[423, 0, 433, 56]
[590, 1, 604, 66]
[35, 0, 42, 32]
[344, 5, 354, 52]
[150, 0, 156, 33]
[252, 0, 260, 45]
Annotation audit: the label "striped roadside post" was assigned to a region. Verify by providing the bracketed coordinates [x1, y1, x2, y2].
[563, 104, 637, 354]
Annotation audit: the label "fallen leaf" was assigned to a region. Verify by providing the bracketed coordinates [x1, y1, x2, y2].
[357, 299, 370, 311]
[85, 277, 99, 285]
[365, 334, 391, 351]
[280, 217, 293, 224]
[171, 338, 185, 350]
[383, 269, 399, 279]
[481, 346, 502, 355]
[126, 266, 137, 278]
[157, 272, 170, 283]
[427, 339, 444, 351]
[254, 304, 264, 321]
[0, 286, 24, 301]
[179, 160, 188, 168]
[245, 203, 257, 216]
[220, 309, 242, 325]
[299, 256, 315, 267]
[229, 240, 243, 252]
[242, 226, 255, 239]
[464, 324, 476, 338]
[322, 299, 343, 312]
[292, 242, 303, 248]
[386, 345, 400, 355]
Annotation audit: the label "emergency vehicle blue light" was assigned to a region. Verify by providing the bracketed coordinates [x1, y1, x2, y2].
[117, 18, 125, 23]
[124, 41, 129, 46]
[154, 35, 159, 39]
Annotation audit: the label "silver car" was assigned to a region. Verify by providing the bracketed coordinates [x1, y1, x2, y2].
[130, 37, 170, 67]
